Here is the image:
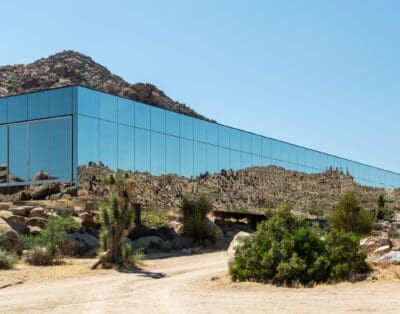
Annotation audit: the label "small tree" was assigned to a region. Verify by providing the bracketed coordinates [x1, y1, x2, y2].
[378, 195, 386, 209]
[92, 175, 135, 269]
[329, 191, 373, 235]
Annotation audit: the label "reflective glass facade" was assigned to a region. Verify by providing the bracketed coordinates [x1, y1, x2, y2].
[0, 86, 399, 189]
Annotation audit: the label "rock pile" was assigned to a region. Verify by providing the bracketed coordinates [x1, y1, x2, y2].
[0, 50, 211, 122]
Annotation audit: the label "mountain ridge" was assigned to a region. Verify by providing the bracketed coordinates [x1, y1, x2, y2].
[0, 50, 213, 121]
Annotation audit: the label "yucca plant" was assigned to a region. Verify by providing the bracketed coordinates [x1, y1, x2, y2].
[92, 176, 136, 269]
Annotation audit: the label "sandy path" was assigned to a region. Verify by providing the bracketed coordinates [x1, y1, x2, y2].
[1, 251, 400, 314]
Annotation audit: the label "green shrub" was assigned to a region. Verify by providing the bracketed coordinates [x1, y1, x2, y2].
[329, 191, 373, 235]
[230, 205, 368, 285]
[0, 249, 16, 270]
[24, 246, 53, 266]
[121, 243, 144, 267]
[180, 195, 213, 242]
[142, 213, 168, 229]
[22, 216, 79, 263]
[325, 231, 368, 280]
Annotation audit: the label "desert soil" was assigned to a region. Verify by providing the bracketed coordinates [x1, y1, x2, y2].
[1, 251, 400, 314]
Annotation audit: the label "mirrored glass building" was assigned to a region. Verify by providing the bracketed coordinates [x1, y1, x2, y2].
[0, 86, 399, 188]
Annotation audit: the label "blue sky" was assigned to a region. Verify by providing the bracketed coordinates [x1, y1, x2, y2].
[1, 0, 399, 172]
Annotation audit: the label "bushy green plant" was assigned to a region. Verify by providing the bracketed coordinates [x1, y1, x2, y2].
[329, 191, 373, 235]
[24, 246, 53, 266]
[230, 205, 368, 285]
[121, 243, 144, 267]
[22, 216, 79, 263]
[180, 195, 214, 242]
[142, 213, 168, 229]
[0, 249, 16, 270]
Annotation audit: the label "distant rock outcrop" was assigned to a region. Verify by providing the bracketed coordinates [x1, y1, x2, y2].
[0, 50, 213, 122]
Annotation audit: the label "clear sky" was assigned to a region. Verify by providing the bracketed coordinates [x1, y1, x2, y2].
[1, 0, 399, 172]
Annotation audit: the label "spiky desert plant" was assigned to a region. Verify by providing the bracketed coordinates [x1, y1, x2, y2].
[92, 177, 136, 269]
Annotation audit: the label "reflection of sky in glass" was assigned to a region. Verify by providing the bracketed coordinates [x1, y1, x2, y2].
[1, 86, 399, 188]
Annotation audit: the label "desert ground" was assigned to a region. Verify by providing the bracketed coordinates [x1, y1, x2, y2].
[1, 251, 400, 314]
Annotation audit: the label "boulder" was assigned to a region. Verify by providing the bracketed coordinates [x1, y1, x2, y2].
[131, 236, 164, 250]
[29, 207, 47, 218]
[227, 231, 250, 270]
[379, 251, 400, 265]
[50, 193, 64, 200]
[67, 232, 99, 256]
[0, 210, 13, 219]
[373, 245, 391, 256]
[0, 218, 23, 253]
[9, 206, 30, 217]
[62, 186, 78, 197]
[173, 236, 194, 249]
[203, 218, 223, 241]
[360, 237, 390, 253]
[26, 217, 46, 229]
[28, 226, 43, 235]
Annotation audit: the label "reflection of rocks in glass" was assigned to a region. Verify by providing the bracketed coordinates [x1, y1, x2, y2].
[0, 164, 7, 183]
[8, 173, 24, 183]
[31, 171, 59, 181]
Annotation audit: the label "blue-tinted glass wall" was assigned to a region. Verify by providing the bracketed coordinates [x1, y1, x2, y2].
[74, 86, 400, 189]
[0, 87, 74, 185]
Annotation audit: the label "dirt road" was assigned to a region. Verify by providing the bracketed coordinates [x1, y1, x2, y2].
[1, 251, 400, 313]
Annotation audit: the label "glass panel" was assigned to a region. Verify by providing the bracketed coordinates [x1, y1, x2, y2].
[0, 126, 7, 183]
[77, 87, 99, 118]
[28, 91, 48, 120]
[230, 149, 241, 170]
[180, 138, 193, 177]
[241, 132, 251, 153]
[298, 147, 306, 167]
[151, 132, 166, 175]
[0, 98, 7, 124]
[271, 139, 280, 161]
[49, 87, 73, 117]
[77, 116, 99, 166]
[262, 137, 271, 158]
[50, 118, 72, 180]
[219, 125, 230, 148]
[262, 157, 272, 167]
[135, 128, 150, 173]
[219, 147, 230, 170]
[118, 98, 135, 126]
[251, 154, 262, 167]
[99, 121, 117, 170]
[306, 149, 314, 168]
[117, 124, 134, 171]
[194, 119, 206, 143]
[135, 103, 150, 130]
[151, 107, 166, 133]
[206, 144, 219, 174]
[242, 152, 251, 169]
[8, 95, 28, 123]
[9, 124, 27, 182]
[206, 122, 218, 146]
[251, 134, 262, 156]
[194, 142, 206, 176]
[99, 93, 117, 122]
[280, 142, 290, 163]
[230, 129, 241, 151]
[287, 144, 297, 164]
[166, 111, 179, 136]
[29, 121, 50, 181]
[166, 135, 179, 175]
[180, 115, 193, 140]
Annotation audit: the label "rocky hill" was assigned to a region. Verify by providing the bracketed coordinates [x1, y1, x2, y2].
[0, 50, 212, 121]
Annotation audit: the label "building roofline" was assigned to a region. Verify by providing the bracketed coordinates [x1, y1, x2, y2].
[1, 84, 399, 177]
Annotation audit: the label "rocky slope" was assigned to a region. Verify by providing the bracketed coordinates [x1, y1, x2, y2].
[0, 50, 212, 121]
